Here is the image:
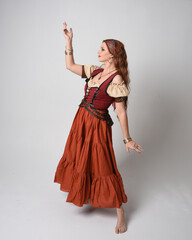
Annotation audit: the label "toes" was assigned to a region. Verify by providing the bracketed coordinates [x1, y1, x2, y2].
[119, 226, 127, 233]
[116, 223, 127, 234]
[115, 226, 119, 234]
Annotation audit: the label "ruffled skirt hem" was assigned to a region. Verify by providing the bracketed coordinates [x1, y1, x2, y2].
[54, 159, 128, 208]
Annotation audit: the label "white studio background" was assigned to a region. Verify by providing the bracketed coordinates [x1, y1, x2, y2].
[0, 0, 192, 239]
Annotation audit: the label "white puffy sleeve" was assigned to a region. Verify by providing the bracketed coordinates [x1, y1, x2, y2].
[81, 64, 100, 78]
[107, 81, 130, 102]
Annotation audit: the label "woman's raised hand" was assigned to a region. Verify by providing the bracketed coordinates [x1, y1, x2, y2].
[62, 21, 73, 40]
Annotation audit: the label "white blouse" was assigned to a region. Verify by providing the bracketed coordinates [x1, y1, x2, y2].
[82, 64, 130, 98]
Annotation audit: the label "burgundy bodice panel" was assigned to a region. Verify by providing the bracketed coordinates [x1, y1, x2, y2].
[82, 68, 119, 109]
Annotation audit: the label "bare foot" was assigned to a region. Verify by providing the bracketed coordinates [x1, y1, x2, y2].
[115, 205, 127, 234]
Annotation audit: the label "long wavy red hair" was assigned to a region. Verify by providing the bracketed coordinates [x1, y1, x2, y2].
[102, 39, 131, 111]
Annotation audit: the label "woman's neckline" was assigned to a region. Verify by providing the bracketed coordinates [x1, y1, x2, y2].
[91, 68, 118, 86]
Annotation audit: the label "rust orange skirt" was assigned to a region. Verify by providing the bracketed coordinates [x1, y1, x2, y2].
[54, 105, 128, 208]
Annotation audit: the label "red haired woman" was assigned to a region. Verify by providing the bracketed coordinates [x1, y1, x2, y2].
[54, 22, 143, 234]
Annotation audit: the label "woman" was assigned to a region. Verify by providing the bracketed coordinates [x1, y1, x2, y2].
[54, 21, 143, 234]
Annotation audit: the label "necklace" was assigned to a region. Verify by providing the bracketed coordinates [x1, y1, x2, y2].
[98, 69, 117, 80]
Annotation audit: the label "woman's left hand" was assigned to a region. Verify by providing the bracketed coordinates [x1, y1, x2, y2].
[125, 140, 143, 154]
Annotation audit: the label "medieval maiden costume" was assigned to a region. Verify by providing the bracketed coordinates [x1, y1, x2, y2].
[54, 64, 130, 208]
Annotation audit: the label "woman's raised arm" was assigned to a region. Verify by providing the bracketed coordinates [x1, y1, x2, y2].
[63, 21, 83, 76]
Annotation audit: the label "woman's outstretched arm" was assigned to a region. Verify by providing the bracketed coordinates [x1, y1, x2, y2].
[116, 101, 143, 154]
[113, 75, 143, 154]
[63, 22, 83, 76]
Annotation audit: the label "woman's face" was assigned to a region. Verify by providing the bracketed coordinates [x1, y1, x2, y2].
[98, 42, 113, 62]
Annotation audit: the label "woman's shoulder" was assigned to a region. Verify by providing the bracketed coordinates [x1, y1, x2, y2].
[82, 64, 101, 78]
[107, 74, 130, 97]
[111, 73, 124, 84]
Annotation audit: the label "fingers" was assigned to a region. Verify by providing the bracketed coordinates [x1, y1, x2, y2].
[62, 22, 69, 37]
[126, 142, 143, 154]
[135, 148, 142, 153]
[137, 144, 143, 150]
[62, 22, 73, 39]
[63, 22, 67, 31]
[133, 142, 143, 153]
[136, 146, 143, 151]
[63, 21, 67, 27]
[135, 146, 143, 153]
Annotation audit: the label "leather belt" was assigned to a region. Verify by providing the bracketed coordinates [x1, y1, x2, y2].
[79, 98, 114, 126]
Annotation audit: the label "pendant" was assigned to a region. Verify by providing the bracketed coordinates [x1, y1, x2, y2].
[98, 77, 101, 80]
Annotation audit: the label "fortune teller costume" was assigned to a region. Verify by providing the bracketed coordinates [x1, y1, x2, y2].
[54, 40, 130, 208]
